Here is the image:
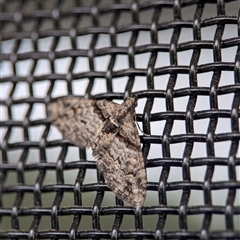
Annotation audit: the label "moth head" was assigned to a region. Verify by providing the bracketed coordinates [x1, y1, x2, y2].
[122, 96, 138, 110]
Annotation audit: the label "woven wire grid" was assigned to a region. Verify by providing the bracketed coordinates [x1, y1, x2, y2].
[1, 0, 240, 239]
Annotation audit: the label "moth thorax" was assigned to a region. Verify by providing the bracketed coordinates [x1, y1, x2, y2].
[104, 117, 119, 133]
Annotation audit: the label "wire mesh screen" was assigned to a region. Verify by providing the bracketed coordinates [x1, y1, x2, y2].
[1, 0, 240, 239]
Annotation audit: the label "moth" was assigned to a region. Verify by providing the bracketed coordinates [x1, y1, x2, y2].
[47, 96, 147, 208]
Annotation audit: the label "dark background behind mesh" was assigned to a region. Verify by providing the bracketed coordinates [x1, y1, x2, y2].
[1, 0, 240, 239]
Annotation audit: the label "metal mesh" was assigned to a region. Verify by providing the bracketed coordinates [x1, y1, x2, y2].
[1, 0, 240, 239]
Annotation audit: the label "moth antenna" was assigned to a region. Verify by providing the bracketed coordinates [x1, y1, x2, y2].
[134, 113, 151, 137]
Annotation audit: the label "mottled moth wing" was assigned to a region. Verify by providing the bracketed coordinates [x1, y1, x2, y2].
[47, 97, 120, 148]
[92, 98, 147, 208]
[47, 97, 147, 208]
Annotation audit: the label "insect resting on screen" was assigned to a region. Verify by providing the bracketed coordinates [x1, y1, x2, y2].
[47, 96, 147, 208]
